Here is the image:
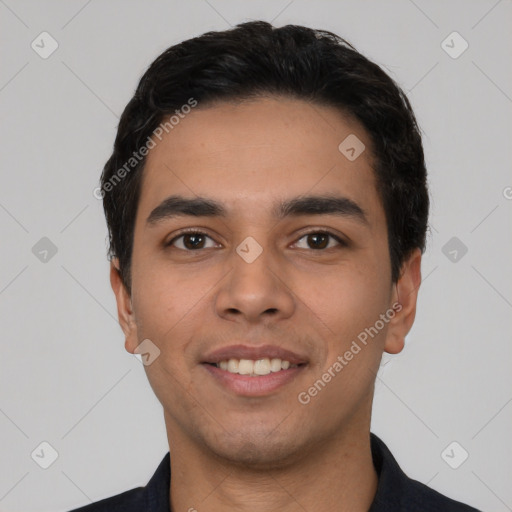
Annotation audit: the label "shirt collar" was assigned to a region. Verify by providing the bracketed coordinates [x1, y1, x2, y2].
[143, 433, 411, 511]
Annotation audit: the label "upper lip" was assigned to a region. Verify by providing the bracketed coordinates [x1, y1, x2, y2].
[202, 344, 308, 365]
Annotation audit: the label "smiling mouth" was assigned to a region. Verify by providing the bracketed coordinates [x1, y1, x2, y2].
[204, 357, 305, 377]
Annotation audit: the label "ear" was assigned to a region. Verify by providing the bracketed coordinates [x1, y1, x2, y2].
[110, 259, 139, 354]
[384, 248, 422, 354]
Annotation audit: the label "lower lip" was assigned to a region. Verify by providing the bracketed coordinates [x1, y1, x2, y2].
[202, 363, 306, 396]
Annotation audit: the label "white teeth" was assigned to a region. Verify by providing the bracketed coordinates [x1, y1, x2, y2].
[253, 358, 271, 375]
[227, 358, 239, 372]
[213, 357, 299, 376]
[270, 358, 282, 372]
[238, 359, 253, 375]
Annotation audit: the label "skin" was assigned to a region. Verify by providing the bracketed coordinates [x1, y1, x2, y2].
[110, 96, 422, 512]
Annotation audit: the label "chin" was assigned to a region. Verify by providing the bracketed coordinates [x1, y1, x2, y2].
[204, 429, 306, 470]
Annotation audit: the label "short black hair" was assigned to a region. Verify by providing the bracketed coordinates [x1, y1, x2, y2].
[100, 20, 429, 293]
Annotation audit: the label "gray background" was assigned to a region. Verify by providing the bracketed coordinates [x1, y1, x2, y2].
[0, 1, 511, 511]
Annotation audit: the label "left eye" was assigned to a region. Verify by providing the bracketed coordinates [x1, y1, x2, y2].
[294, 232, 344, 250]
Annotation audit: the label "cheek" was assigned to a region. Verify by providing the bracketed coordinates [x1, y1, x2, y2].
[302, 269, 390, 391]
[129, 256, 226, 357]
[130, 268, 201, 397]
[301, 259, 389, 338]
[303, 264, 389, 406]
[130, 261, 195, 341]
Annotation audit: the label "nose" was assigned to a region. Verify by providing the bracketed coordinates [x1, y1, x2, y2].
[214, 239, 296, 325]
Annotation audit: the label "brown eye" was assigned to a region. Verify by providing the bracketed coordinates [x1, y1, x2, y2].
[306, 233, 329, 249]
[168, 232, 217, 250]
[182, 234, 206, 249]
[294, 231, 345, 250]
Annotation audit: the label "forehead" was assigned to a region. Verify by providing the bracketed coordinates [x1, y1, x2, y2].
[137, 96, 383, 224]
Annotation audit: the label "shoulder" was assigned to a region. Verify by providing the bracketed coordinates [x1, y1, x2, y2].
[67, 487, 145, 511]
[397, 475, 481, 511]
[66, 452, 170, 512]
[370, 433, 481, 512]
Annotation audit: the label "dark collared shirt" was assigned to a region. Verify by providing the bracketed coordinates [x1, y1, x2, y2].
[69, 434, 480, 511]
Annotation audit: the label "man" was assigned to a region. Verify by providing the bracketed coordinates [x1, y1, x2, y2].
[72, 21, 479, 511]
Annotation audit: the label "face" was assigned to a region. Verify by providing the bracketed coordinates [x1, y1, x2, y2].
[111, 96, 421, 468]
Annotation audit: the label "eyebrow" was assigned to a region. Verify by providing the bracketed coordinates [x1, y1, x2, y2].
[146, 194, 368, 226]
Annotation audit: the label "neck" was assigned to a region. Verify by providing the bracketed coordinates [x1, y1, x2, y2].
[166, 416, 378, 512]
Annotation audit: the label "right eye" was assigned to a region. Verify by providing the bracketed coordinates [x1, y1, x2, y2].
[166, 231, 219, 251]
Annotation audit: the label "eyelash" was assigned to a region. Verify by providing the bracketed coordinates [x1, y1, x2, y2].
[165, 228, 347, 251]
